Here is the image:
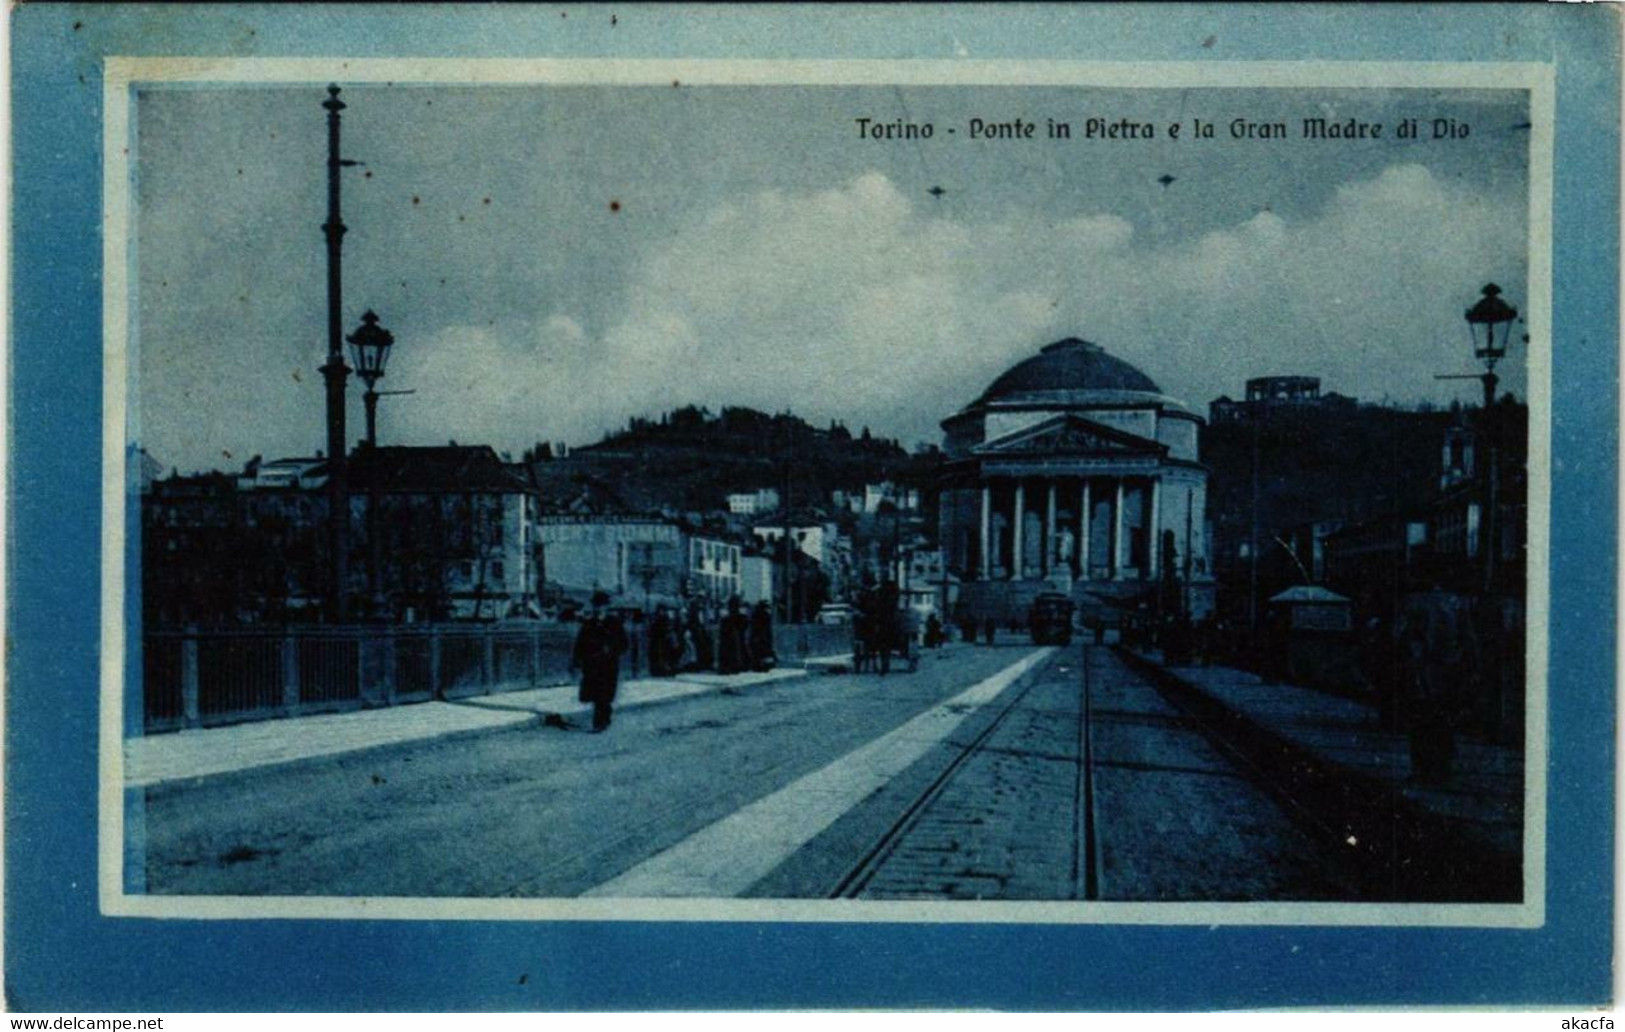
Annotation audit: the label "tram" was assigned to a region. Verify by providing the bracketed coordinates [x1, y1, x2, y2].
[1028, 592, 1076, 646]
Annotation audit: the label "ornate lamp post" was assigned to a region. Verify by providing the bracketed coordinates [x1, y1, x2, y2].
[1440, 283, 1521, 592]
[1463, 283, 1519, 411]
[347, 310, 395, 447]
[347, 309, 414, 618]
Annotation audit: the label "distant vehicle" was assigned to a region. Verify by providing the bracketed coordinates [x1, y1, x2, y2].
[1029, 592, 1075, 646]
[816, 603, 857, 626]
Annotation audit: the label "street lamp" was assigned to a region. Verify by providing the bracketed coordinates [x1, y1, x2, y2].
[1464, 283, 1519, 410]
[346, 310, 395, 447]
[1444, 283, 1520, 594]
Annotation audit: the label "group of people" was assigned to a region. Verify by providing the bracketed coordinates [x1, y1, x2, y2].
[647, 598, 777, 677]
[851, 580, 904, 675]
[570, 593, 778, 734]
[850, 581, 945, 674]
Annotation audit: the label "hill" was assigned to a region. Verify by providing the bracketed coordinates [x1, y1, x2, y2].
[527, 405, 942, 518]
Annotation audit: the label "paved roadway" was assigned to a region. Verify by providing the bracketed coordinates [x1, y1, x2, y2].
[140, 643, 1347, 900]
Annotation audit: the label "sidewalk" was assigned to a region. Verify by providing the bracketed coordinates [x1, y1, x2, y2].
[1122, 649, 1524, 900]
[125, 664, 828, 789]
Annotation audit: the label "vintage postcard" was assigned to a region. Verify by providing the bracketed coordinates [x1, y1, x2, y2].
[7, 3, 1617, 1012]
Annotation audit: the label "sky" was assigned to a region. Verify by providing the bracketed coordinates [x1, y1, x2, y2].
[133, 83, 1532, 474]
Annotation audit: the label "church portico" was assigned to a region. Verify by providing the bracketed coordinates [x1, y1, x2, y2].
[938, 338, 1214, 625]
[974, 473, 1161, 584]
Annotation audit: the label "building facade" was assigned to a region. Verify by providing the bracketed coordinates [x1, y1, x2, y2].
[346, 445, 543, 621]
[727, 488, 781, 515]
[537, 515, 685, 605]
[751, 521, 836, 566]
[938, 337, 1214, 624]
[739, 551, 777, 607]
[144, 445, 543, 625]
[688, 535, 745, 601]
[862, 481, 920, 514]
[1209, 375, 1357, 425]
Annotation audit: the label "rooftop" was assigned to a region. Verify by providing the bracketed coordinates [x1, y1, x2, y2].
[348, 445, 534, 495]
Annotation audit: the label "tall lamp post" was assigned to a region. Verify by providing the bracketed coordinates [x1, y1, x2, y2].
[319, 83, 368, 622]
[320, 85, 352, 622]
[1464, 284, 1518, 594]
[1438, 283, 1520, 592]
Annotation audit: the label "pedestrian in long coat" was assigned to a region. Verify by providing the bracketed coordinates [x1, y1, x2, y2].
[872, 582, 902, 676]
[717, 597, 751, 674]
[749, 601, 776, 671]
[853, 585, 879, 672]
[663, 607, 687, 675]
[686, 603, 714, 672]
[648, 606, 676, 676]
[1399, 587, 1475, 783]
[572, 591, 629, 733]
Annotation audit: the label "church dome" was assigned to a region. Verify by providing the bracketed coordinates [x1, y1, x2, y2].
[978, 338, 1160, 403]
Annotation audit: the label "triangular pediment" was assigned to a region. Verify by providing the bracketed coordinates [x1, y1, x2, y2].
[973, 414, 1167, 457]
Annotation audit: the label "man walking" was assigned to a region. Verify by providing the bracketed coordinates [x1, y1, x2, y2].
[572, 590, 628, 733]
[717, 596, 751, 675]
[648, 604, 678, 677]
[749, 600, 777, 672]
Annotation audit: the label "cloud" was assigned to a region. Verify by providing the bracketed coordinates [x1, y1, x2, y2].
[144, 160, 1528, 469]
[410, 160, 1524, 451]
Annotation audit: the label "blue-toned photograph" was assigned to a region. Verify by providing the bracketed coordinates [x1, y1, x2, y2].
[5, 3, 1615, 1013]
[121, 76, 1535, 911]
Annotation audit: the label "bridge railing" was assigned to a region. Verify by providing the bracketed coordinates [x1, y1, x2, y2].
[139, 620, 851, 734]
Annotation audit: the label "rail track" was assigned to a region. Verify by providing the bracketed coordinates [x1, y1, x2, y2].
[822, 642, 1505, 903]
[828, 645, 1097, 901]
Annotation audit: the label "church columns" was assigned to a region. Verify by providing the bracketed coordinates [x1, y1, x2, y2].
[973, 473, 1171, 583]
[1114, 479, 1127, 579]
[1148, 477, 1161, 579]
[1011, 481, 1025, 581]
[1044, 482, 1057, 577]
[978, 485, 991, 581]
[1079, 479, 1091, 580]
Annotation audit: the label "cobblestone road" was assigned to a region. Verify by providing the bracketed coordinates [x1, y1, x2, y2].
[840, 652, 1085, 900]
[797, 645, 1345, 901]
[1086, 647, 1348, 900]
[140, 642, 1349, 901]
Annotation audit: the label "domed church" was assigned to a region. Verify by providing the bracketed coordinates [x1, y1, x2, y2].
[938, 337, 1214, 626]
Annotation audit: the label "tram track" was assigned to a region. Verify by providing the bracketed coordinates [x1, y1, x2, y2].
[828, 645, 1097, 901]
[827, 653, 1053, 898]
[824, 642, 1388, 902]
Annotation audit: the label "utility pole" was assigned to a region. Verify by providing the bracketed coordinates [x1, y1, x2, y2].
[321, 85, 353, 623]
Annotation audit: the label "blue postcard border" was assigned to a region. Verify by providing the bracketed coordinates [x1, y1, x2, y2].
[6, 3, 1617, 1010]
